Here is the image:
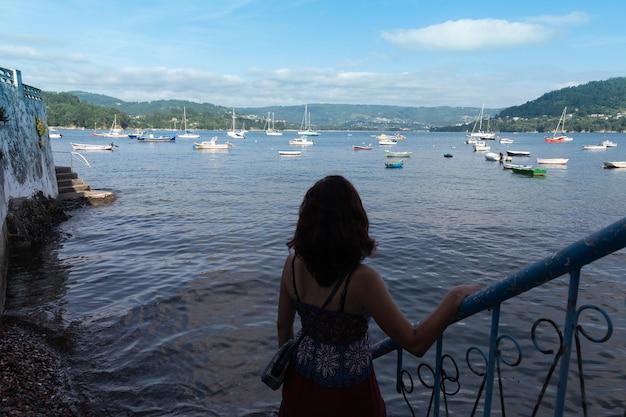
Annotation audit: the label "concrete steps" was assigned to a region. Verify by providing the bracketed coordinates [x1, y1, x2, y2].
[55, 166, 114, 203]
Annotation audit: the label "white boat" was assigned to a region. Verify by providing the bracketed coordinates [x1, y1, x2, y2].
[506, 150, 531, 157]
[600, 140, 617, 147]
[103, 115, 128, 138]
[378, 138, 398, 146]
[466, 104, 496, 141]
[278, 150, 302, 156]
[127, 129, 147, 139]
[353, 144, 373, 150]
[537, 158, 569, 165]
[484, 152, 512, 162]
[71, 142, 114, 151]
[545, 107, 573, 143]
[178, 107, 200, 139]
[384, 150, 412, 158]
[265, 112, 283, 136]
[473, 141, 490, 151]
[138, 133, 176, 142]
[583, 144, 607, 150]
[297, 104, 318, 136]
[603, 161, 626, 169]
[376, 133, 405, 141]
[194, 136, 234, 150]
[499, 138, 514, 144]
[227, 108, 246, 139]
[502, 162, 532, 170]
[49, 129, 63, 139]
[289, 136, 315, 146]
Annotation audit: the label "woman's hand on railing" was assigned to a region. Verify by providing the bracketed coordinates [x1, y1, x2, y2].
[449, 285, 484, 308]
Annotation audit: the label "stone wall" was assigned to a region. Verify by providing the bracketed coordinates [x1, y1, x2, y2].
[0, 67, 58, 314]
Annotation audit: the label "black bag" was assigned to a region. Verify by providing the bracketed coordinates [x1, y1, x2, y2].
[261, 339, 295, 390]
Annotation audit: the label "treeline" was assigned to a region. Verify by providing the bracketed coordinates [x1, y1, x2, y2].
[498, 77, 626, 118]
[44, 92, 455, 131]
[43, 76, 626, 132]
[43, 92, 266, 131]
[434, 77, 626, 133]
[432, 114, 626, 133]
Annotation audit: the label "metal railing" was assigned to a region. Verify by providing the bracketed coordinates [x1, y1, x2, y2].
[53, 151, 92, 170]
[372, 216, 626, 417]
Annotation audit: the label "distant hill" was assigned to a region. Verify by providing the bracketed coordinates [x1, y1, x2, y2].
[52, 76, 626, 132]
[68, 91, 494, 129]
[497, 77, 626, 118]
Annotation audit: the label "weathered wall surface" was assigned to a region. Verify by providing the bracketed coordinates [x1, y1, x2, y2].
[0, 67, 58, 314]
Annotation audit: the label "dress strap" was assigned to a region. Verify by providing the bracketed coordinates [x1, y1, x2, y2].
[338, 269, 354, 312]
[291, 255, 301, 302]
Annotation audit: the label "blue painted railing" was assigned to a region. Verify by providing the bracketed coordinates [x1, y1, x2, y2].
[372, 215, 626, 417]
[0, 66, 42, 100]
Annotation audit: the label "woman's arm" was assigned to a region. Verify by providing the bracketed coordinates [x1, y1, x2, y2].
[355, 265, 481, 357]
[276, 255, 296, 347]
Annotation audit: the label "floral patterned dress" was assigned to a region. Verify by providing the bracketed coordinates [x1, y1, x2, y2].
[278, 269, 386, 416]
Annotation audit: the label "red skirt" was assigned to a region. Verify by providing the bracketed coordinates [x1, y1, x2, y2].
[278, 365, 386, 417]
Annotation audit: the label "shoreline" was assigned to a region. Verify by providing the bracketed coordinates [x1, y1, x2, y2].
[0, 319, 79, 416]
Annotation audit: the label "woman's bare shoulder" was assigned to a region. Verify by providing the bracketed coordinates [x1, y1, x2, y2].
[350, 263, 387, 294]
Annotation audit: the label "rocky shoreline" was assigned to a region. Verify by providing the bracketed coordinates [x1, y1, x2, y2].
[0, 320, 78, 416]
[1, 193, 93, 416]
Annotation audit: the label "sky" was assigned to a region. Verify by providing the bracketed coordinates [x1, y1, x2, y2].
[1, 1, 625, 109]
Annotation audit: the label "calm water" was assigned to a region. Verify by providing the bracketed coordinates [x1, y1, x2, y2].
[6, 130, 626, 416]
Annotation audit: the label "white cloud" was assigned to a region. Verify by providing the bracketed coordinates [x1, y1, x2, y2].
[0, 45, 44, 59]
[528, 11, 590, 25]
[381, 13, 589, 51]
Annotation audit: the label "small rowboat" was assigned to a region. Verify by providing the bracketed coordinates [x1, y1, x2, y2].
[603, 161, 626, 169]
[537, 158, 569, 165]
[384, 159, 404, 168]
[71, 142, 115, 151]
[384, 150, 412, 158]
[506, 150, 531, 157]
[512, 166, 546, 177]
[353, 144, 373, 150]
[278, 150, 302, 156]
[138, 134, 176, 142]
[502, 162, 532, 170]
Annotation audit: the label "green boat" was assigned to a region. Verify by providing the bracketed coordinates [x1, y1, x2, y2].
[511, 166, 546, 177]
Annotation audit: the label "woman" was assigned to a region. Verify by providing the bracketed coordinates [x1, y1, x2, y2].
[276, 175, 481, 416]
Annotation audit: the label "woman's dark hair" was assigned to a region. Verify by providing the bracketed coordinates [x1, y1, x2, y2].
[287, 175, 376, 286]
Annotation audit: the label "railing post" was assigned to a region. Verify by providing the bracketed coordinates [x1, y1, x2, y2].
[433, 337, 443, 416]
[482, 304, 500, 417]
[554, 268, 581, 416]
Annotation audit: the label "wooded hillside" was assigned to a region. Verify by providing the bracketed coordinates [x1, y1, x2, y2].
[43, 77, 626, 132]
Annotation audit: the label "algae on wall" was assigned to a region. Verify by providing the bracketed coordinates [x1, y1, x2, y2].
[0, 66, 58, 314]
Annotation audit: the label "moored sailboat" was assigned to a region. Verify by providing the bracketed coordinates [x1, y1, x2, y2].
[297, 104, 318, 136]
[466, 104, 496, 142]
[103, 115, 128, 138]
[227, 108, 246, 139]
[265, 112, 282, 136]
[179, 107, 200, 139]
[545, 107, 573, 143]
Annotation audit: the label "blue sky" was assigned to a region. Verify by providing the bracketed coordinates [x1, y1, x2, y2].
[2, 1, 625, 108]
